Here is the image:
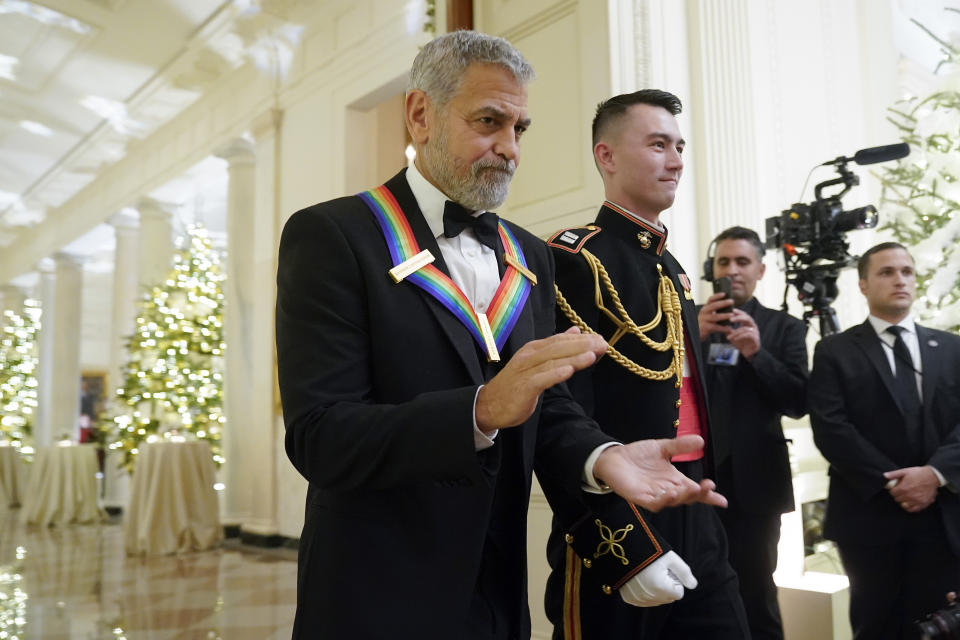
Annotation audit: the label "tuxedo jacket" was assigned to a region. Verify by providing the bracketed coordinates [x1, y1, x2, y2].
[701, 298, 808, 515]
[809, 319, 960, 555]
[276, 170, 613, 639]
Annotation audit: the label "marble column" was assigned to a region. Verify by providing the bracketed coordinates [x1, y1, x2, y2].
[217, 117, 282, 538]
[216, 137, 256, 530]
[35, 253, 84, 443]
[685, 0, 761, 247]
[0, 284, 26, 319]
[247, 111, 282, 538]
[108, 212, 140, 388]
[103, 211, 140, 509]
[136, 198, 174, 290]
[33, 262, 56, 447]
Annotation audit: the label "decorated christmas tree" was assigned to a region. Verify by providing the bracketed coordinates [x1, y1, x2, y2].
[879, 12, 960, 333]
[105, 225, 226, 472]
[0, 300, 40, 453]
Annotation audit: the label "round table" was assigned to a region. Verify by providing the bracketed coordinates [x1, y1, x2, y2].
[21, 443, 103, 526]
[124, 440, 223, 555]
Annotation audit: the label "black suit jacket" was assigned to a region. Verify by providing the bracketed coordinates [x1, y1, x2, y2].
[701, 298, 808, 515]
[276, 170, 612, 639]
[809, 319, 960, 555]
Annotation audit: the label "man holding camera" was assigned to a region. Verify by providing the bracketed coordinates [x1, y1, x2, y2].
[698, 226, 809, 640]
[809, 242, 960, 640]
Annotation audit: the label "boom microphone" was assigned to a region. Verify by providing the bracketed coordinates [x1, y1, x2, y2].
[823, 143, 910, 167]
[853, 143, 910, 165]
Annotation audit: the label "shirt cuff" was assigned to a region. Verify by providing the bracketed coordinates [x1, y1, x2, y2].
[582, 442, 622, 493]
[473, 385, 498, 451]
[930, 465, 947, 488]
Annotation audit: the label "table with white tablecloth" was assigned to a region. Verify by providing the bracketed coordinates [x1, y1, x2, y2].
[0, 444, 24, 507]
[124, 440, 222, 555]
[20, 443, 104, 526]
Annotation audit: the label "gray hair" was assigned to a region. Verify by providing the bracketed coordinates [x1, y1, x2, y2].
[408, 30, 535, 109]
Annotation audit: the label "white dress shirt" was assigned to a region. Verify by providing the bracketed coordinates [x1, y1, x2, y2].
[405, 165, 613, 489]
[868, 315, 922, 397]
[406, 164, 500, 450]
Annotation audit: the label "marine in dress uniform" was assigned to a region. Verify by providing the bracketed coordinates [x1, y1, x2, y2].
[541, 201, 750, 639]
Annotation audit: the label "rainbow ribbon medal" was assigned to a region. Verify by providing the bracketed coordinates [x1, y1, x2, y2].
[359, 185, 536, 362]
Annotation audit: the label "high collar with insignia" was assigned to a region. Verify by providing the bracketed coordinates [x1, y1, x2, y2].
[598, 201, 668, 256]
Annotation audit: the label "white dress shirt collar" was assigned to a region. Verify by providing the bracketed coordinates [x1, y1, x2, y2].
[867, 314, 916, 339]
[405, 163, 488, 238]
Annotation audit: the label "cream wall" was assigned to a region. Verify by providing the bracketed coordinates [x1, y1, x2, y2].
[80, 271, 113, 374]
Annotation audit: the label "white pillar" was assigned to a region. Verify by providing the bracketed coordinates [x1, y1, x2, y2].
[217, 117, 282, 539]
[685, 0, 761, 256]
[104, 211, 139, 509]
[248, 111, 282, 538]
[136, 198, 173, 290]
[108, 212, 140, 387]
[34, 262, 56, 447]
[0, 284, 26, 318]
[41, 253, 84, 442]
[216, 137, 257, 530]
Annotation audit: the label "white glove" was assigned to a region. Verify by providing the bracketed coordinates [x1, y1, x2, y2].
[618, 550, 697, 607]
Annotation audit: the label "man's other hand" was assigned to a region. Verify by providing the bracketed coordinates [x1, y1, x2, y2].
[619, 550, 697, 607]
[594, 435, 728, 511]
[884, 466, 939, 513]
[726, 309, 762, 360]
[476, 327, 606, 431]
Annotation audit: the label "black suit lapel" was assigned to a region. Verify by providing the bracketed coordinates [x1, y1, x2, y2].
[916, 324, 941, 454]
[498, 227, 537, 475]
[851, 319, 905, 414]
[916, 324, 939, 408]
[382, 171, 484, 382]
[499, 222, 534, 361]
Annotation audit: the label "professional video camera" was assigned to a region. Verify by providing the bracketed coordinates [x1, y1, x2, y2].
[765, 143, 910, 336]
[917, 591, 960, 640]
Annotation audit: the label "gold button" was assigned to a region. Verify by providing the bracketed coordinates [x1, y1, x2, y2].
[582, 558, 592, 569]
[675, 399, 682, 408]
[674, 381, 681, 388]
[564, 533, 574, 544]
[673, 419, 680, 428]
[602, 585, 612, 595]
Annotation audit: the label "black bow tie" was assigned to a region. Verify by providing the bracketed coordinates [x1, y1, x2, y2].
[443, 201, 499, 251]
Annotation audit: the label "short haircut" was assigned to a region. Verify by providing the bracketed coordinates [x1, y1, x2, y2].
[713, 226, 765, 260]
[408, 30, 535, 109]
[592, 89, 682, 147]
[857, 241, 912, 279]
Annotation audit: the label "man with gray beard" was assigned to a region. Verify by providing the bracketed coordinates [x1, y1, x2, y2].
[276, 30, 724, 640]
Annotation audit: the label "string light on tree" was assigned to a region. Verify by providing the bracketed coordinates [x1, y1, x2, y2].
[104, 225, 226, 472]
[879, 10, 960, 333]
[0, 300, 40, 455]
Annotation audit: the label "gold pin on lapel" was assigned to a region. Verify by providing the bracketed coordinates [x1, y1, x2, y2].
[388, 249, 435, 283]
[477, 313, 501, 362]
[637, 231, 652, 249]
[504, 253, 538, 285]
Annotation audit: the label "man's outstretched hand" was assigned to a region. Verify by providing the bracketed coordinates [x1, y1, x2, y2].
[593, 435, 727, 511]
